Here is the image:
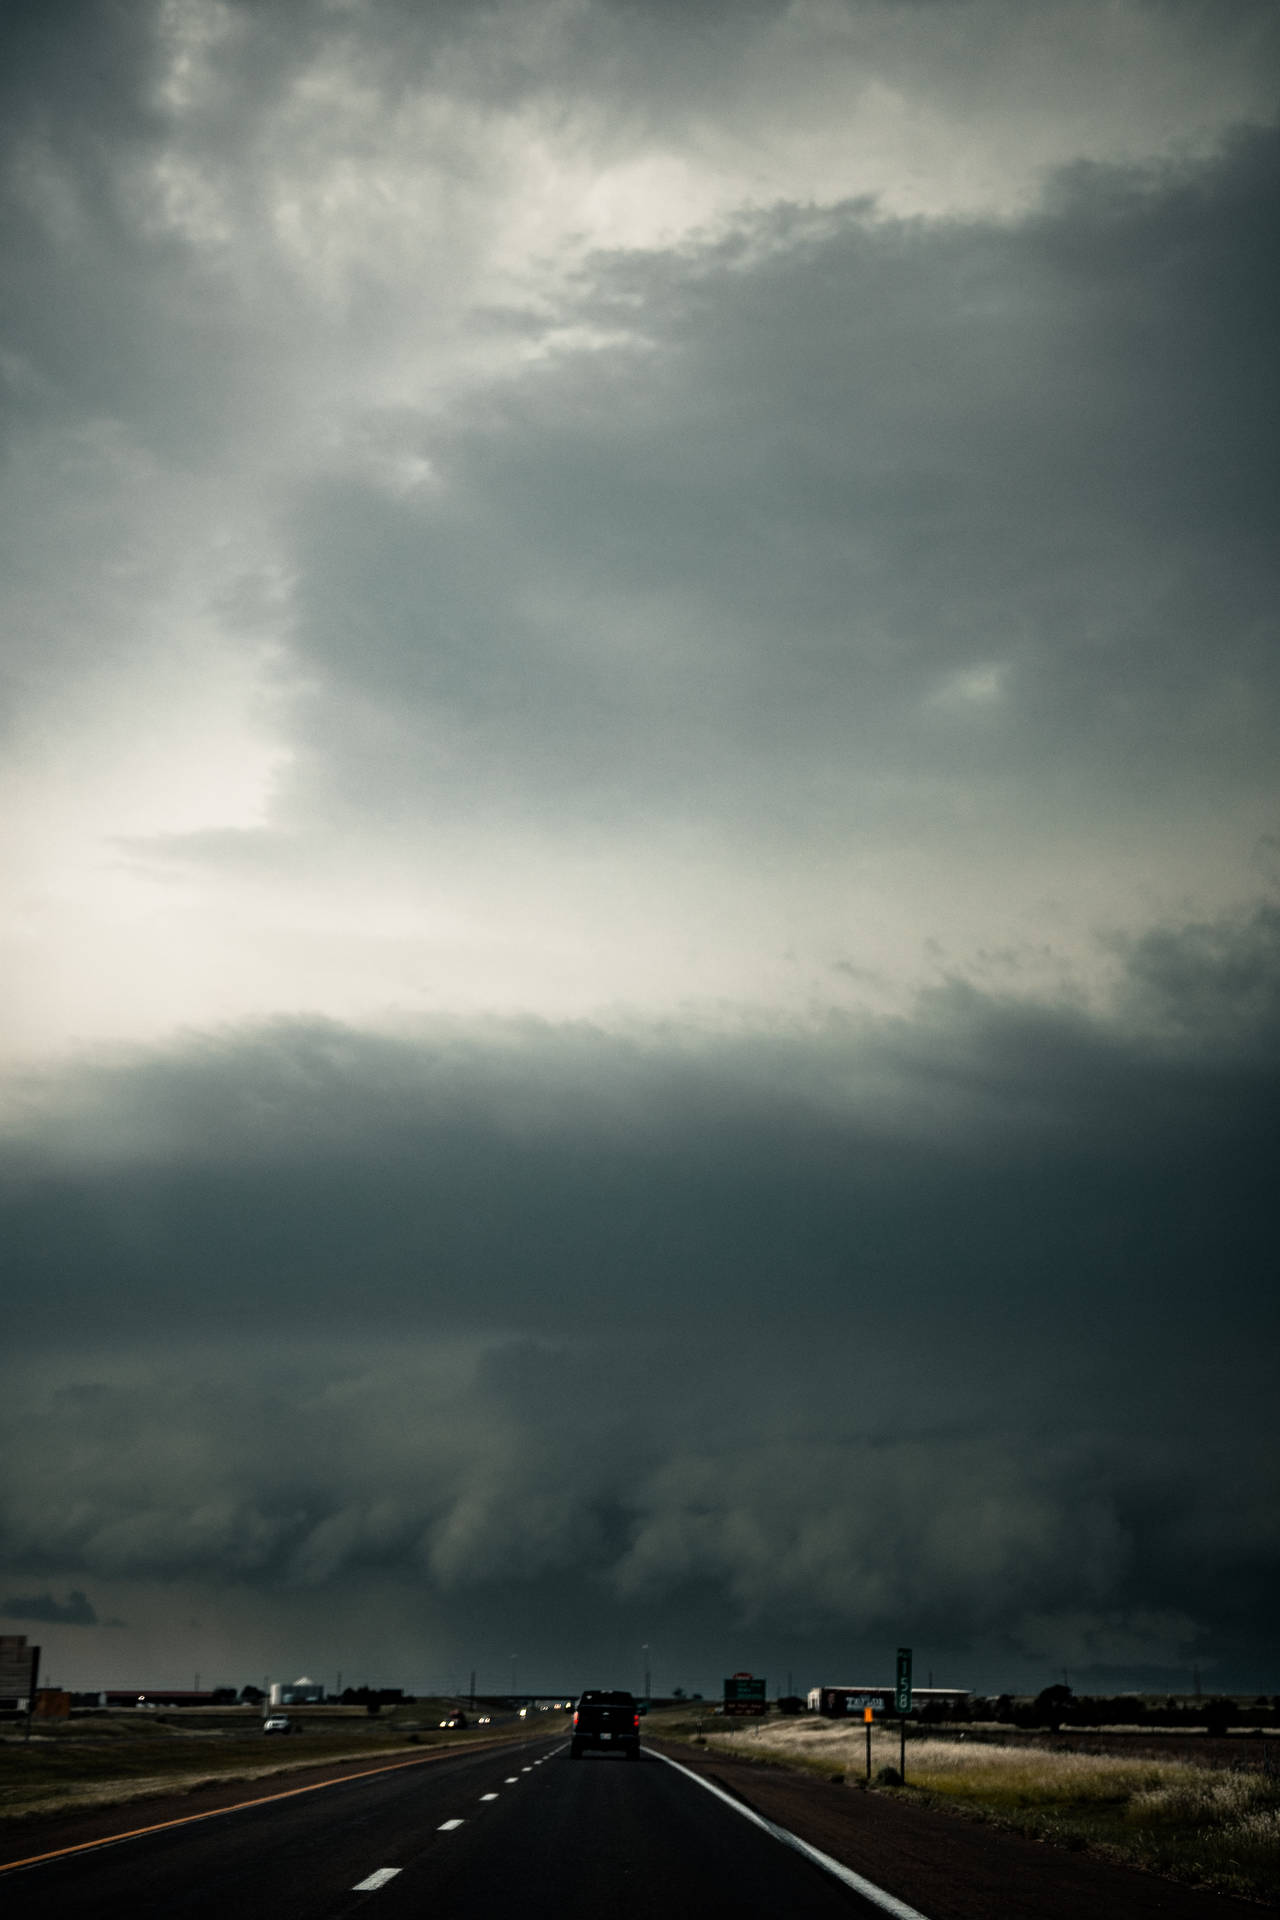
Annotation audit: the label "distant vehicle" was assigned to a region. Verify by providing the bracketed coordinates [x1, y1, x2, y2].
[439, 1711, 468, 1729]
[477, 1714, 491, 1724]
[570, 1689, 640, 1761]
[262, 1715, 292, 1734]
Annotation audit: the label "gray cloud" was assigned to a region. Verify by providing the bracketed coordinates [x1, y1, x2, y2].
[2, 901, 1276, 1684]
[0, 1334, 1265, 1687]
[275, 126, 1278, 876]
[5, 901, 1275, 1336]
[2, 1588, 99, 1626]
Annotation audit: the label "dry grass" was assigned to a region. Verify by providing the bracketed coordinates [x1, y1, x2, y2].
[0, 1706, 538, 1826]
[694, 1719, 1280, 1902]
[0, 1733, 428, 1824]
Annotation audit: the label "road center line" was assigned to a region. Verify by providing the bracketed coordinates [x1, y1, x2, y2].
[353, 1867, 401, 1890]
[654, 1751, 931, 1920]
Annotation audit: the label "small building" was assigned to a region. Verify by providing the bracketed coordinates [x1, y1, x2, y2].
[271, 1676, 327, 1707]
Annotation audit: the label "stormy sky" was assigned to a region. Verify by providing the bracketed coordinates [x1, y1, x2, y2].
[2, 0, 1277, 1702]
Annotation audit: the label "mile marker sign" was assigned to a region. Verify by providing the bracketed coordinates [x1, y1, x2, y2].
[895, 1646, 913, 1714]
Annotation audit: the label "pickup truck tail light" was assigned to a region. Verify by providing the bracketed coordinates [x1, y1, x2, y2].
[633, 1713, 640, 1728]
[572, 1711, 579, 1726]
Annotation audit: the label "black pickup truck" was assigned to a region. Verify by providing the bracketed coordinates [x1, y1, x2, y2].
[570, 1689, 641, 1760]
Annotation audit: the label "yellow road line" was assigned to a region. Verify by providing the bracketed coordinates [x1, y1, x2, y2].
[0, 1749, 445, 1875]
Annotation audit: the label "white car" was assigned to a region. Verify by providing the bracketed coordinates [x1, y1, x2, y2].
[262, 1714, 292, 1734]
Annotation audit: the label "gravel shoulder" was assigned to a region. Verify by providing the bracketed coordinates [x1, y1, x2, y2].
[649, 1739, 1277, 1920]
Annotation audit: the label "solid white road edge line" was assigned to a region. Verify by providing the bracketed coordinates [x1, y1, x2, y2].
[654, 1752, 931, 1920]
[352, 1867, 401, 1890]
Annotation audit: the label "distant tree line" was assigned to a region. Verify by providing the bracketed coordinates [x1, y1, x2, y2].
[917, 1686, 1280, 1731]
[338, 1686, 406, 1712]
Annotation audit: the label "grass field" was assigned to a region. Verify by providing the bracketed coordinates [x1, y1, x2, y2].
[0, 1705, 560, 1826]
[655, 1714, 1280, 1904]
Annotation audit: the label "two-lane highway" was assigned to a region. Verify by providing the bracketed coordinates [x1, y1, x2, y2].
[2, 1735, 918, 1918]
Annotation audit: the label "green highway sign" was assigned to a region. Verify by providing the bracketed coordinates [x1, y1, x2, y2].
[723, 1672, 768, 1716]
[895, 1646, 913, 1714]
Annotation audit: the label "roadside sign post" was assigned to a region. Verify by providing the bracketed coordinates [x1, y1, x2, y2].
[864, 1705, 873, 1780]
[26, 1646, 38, 1744]
[896, 1647, 912, 1782]
[722, 1672, 767, 1717]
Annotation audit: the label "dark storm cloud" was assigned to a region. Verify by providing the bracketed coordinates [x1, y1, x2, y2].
[0, 3, 206, 457]
[3, 900, 1276, 1345]
[0, 2, 160, 150]
[0, 1325, 1267, 1678]
[283, 126, 1279, 842]
[2, 900, 1276, 1677]
[2, 1588, 98, 1626]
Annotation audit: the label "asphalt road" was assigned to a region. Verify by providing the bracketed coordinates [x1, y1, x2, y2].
[0, 1734, 914, 1919]
[4, 1733, 1269, 1920]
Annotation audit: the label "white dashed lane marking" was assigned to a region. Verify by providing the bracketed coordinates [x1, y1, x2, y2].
[438, 1819, 464, 1831]
[479, 1792, 499, 1801]
[353, 1867, 401, 1890]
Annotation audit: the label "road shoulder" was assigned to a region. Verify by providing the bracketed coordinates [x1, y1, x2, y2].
[647, 1739, 1275, 1920]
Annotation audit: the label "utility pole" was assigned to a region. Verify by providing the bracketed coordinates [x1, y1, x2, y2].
[23, 1644, 40, 1744]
